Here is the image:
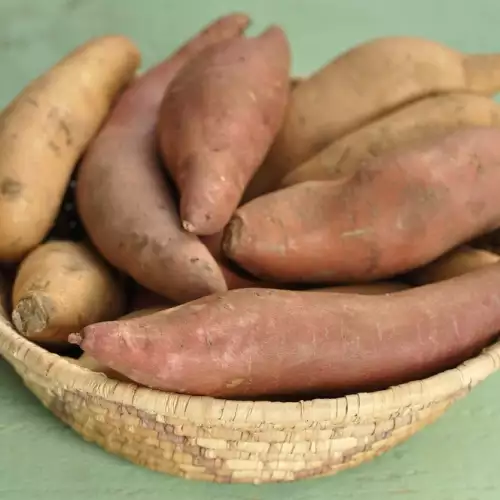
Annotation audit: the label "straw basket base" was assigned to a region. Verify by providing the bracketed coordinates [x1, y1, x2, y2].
[1, 317, 499, 484]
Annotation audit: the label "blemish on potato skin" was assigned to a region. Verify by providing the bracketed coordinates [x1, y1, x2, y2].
[0, 177, 23, 198]
[48, 140, 61, 155]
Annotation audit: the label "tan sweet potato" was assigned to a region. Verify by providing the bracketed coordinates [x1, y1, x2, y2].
[77, 14, 251, 303]
[244, 37, 500, 199]
[407, 245, 500, 285]
[158, 26, 290, 235]
[281, 93, 500, 186]
[12, 241, 125, 343]
[224, 127, 500, 283]
[0, 36, 140, 262]
[72, 263, 500, 398]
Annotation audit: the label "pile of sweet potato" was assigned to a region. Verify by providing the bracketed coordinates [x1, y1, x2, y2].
[3, 13, 500, 400]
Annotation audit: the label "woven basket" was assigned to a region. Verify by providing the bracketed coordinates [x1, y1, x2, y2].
[1, 315, 499, 484]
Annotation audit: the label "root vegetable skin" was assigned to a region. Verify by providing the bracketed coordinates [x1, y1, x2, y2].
[0, 36, 140, 261]
[312, 281, 409, 294]
[73, 263, 500, 398]
[245, 37, 500, 199]
[12, 241, 125, 343]
[77, 14, 251, 303]
[407, 246, 500, 285]
[281, 93, 500, 186]
[158, 26, 290, 235]
[225, 127, 500, 283]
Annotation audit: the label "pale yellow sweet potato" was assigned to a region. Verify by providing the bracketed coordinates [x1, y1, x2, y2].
[282, 93, 500, 186]
[12, 241, 125, 343]
[245, 37, 500, 199]
[0, 36, 140, 261]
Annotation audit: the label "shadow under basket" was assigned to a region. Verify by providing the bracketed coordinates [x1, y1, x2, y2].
[1, 318, 499, 484]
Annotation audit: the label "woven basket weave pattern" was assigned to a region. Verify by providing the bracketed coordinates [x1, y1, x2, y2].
[1, 316, 499, 483]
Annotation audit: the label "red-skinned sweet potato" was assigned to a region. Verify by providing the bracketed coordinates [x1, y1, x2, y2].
[72, 263, 500, 398]
[158, 26, 290, 235]
[76, 14, 251, 303]
[224, 127, 500, 283]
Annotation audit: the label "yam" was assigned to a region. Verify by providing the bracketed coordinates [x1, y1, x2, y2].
[281, 93, 500, 186]
[224, 127, 500, 283]
[245, 37, 500, 199]
[72, 263, 500, 398]
[0, 36, 140, 261]
[158, 26, 290, 235]
[12, 241, 125, 343]
[77, 14, 250, 302]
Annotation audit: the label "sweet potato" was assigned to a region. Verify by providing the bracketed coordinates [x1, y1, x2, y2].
[224, 127, 500, 283]
[0, 36, 140, 262]
[74, 306, 168, 382]
[407, 245, 500, 285]
[77, 14, 251, 302]
[158, 26, 290, 235]
[12, 241, 125, 343]
[72, 263, 500, 398]
[244, 37, 500, 199]
[281, 93, 500, 186]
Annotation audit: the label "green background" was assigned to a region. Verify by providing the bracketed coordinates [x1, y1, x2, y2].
[1, 0, 500, 498]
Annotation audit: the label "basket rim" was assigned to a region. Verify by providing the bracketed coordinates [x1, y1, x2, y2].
[1, 317, 499, 426]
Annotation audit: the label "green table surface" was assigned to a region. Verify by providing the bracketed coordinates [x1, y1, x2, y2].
[1, 1, 500, 498]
